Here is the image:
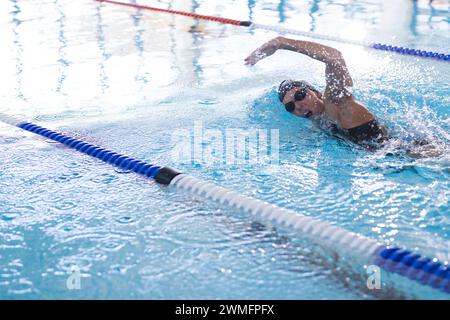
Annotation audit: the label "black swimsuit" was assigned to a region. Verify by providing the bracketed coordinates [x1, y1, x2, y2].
[345, 119, 388, 147]
[324, 119, 388, 148]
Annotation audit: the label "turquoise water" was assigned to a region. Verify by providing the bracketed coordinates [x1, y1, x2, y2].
[0, 0, 449, 299]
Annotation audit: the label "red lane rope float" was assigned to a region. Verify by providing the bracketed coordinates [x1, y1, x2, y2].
[95, 0, 252, 26]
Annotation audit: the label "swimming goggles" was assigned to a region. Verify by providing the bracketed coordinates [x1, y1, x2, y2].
[284, 89, 307, 113]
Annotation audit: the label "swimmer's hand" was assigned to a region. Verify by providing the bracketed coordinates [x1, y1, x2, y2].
[244, 37, 282, 66]
[406, 140, 444, 159]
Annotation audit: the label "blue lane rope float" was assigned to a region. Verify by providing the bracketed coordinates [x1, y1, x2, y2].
[0, 112, 448, 295]
[0, 113, 178, 184]
[370, 43, 450, 60]
[96, 0, 450, 62]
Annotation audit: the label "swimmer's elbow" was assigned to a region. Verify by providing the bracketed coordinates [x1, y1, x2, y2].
[331, 49, 343, 58]
[328, 50, 345, 65]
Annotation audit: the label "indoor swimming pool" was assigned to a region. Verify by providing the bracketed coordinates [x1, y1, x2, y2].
[0, 0, 449, 299]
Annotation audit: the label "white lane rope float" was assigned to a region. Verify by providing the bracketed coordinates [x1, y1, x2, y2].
[0, 111, 448, 295]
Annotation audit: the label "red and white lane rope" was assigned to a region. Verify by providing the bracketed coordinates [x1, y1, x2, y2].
[96, 0, 251, 26]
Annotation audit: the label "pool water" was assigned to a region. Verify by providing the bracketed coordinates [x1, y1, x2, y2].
[0, 0, 449, 299]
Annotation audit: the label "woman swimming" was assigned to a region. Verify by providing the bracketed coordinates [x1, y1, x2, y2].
[245, 36, 389, 150]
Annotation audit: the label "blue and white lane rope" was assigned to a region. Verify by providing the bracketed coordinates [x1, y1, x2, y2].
[0, 112, 449, 295]
[251, 23, 450, 61]
[96, 0, 450, 62]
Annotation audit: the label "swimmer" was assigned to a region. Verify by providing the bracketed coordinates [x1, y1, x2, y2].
[244, 37, 389, 150]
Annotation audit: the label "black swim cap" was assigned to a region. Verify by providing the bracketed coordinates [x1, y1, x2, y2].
[278, 80, 319, 102]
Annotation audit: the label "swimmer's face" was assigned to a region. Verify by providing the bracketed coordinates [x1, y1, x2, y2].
[282, 88, 325, 119]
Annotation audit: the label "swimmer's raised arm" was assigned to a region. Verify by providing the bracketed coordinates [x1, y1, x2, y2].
[244, 36, 353, 100]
